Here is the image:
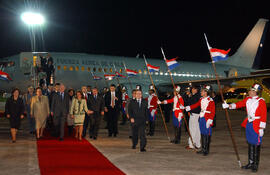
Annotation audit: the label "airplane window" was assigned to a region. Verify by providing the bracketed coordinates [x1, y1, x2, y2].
[87, 67, 91, 72]
[104, 68, 107, 72]
[110, 68, 113, 73]
[81, 66, 85, 71]
[98, 68, 102, 72]
[57, 66, 61, 70]
[75, 66, 79, 71]
[69, 66, 74, 71]
[63, 66, 67, 71]
[93, 67, 96, 72]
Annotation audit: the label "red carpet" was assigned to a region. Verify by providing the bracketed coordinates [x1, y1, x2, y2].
[37, 134, 125, 175]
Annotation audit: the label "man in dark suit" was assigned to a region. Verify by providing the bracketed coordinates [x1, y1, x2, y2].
[88, 87, 105, 140]
[82, 86, 91, 137]
[128, 89, 149, 152]
[50, 83, 70, 141]
[104, 84, 122, 137]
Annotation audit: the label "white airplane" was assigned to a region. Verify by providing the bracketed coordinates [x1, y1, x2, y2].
[0, 18, 269, 94]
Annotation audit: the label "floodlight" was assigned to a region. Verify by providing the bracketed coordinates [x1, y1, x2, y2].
[21, 12, 45, 25]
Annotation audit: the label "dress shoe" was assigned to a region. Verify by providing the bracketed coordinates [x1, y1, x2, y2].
[132, 145, 136, 149]
[140, 148, 146, 152]
[108, 134, 112, 137]
[90, 136, 93, 139]
[113, 134, 117, 137]
[93, 136, 97, 140]
[129, 136, 132, 139]
[12, 140, 16, 143]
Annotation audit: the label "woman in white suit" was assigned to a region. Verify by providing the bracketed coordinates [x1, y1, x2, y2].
[70, 90, 92, 140]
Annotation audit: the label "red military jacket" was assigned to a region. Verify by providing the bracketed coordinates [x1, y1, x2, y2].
[147, 94, 158, 115]
[122, 93, 129, 109]
[231, 96, 267, 134]
[164, 95, 184, 119]
[189, 96, 215, 126]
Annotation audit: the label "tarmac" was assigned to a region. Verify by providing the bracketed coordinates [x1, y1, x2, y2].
[0, 106, 269, 175]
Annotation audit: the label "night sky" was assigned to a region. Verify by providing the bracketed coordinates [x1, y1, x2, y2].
[0, 0, 270, 68]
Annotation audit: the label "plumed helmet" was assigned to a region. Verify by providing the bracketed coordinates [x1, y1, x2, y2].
[149, 85, 155, 90]
[250, 83, 262, 92]
[175, 86, 181, 92]
[202, 84, 212, 92]
[122, 86, 127, 91]
[136, 85, 142, 91]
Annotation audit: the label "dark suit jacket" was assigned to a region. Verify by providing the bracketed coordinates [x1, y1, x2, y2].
[128, 99, 149, 124]
[87, 94, 105, 112]
[51, 91, 70, 116]
[104, 91, 122, 111]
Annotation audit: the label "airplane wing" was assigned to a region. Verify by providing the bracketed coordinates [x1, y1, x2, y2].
[174, 73, 270, 85]
[156, 73, 270, 89]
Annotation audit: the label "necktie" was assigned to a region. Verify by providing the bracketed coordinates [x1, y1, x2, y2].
[85, 94, 87, 100]
[94, 95, 97, 100]
[111, 93, 115, 108]
[137, 99, 141, 108]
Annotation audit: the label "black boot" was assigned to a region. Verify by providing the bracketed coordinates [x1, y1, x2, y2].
[242, 144, 254, 169]
[197, 135, 206, 154]
[171, 127, 180, 144]
[252, 145, 261, 172]
[203, 135, 211, 156]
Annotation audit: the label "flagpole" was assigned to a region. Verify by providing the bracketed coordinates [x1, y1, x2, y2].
[101, 66, 109, 88]
[160, 47, 197, 149]
[143, 54, 170, 141]
[123, 61, 133, 91]
[113, 64, 121, 85]
[90, 71, 99, 89]
[204, 33, 241, 167]
[113, 64, 122, 92]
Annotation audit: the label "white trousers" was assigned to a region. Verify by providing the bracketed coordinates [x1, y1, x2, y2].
[188, 113, 201, 148]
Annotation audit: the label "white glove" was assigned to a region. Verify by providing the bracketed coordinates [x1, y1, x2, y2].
[178, 117, 182, 123]
[259, 129, 264, 137]
[157, 100, 161, 104]
[206, 119, 213, 128]
[222, 102, 229, 109]
[185, 106, 191, 112]
[151, 110, 156, 117]
[179, 105, 185, 110]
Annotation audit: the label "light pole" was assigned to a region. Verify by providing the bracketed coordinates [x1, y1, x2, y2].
[21, 11, 45, 88]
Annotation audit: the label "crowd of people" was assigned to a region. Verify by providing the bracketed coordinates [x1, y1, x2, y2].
[3, 82, 267, 172]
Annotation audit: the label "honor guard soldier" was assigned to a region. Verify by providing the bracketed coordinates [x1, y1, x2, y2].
[159, 86, 184, 144]
[146, 85, 158, 136]
[120, 86, 129, 125]
[185, 85, 215, 155]
[222, 83, 267, 172]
